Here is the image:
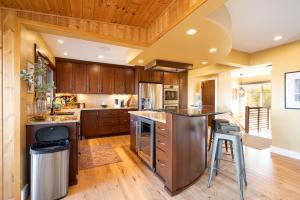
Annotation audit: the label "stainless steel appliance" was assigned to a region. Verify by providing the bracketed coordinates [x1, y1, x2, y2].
[164, 104, 179, 111]
[136, 117, 155, 169]
[164, 85, 179, 105]
[139, 83, 163, 110]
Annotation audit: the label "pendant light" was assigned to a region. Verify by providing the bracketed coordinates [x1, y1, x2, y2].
[239, 73, 245, 97]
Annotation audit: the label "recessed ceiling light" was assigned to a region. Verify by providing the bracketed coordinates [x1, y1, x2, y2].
[57, 40, 64, 44]
[202, 61, 208, 65]
[273, 35, 283, 41]
[209, 48, 217, 53]
[63, 52, 68, 56]
[186, 29, 197, 35]
[98, 55, 104, 59]
[138, 60, 144, 64]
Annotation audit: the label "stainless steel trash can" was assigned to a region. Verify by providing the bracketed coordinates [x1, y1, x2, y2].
[30, 126, 70, 200]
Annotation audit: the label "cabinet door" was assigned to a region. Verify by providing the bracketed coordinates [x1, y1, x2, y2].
[179, 72, 188, 109]
[73, 63, 87, 93]
[56, 61, 74, 93]
[101, 66, 114, 94]
[138, 69, 152, 82]
[152, 71, 163, 83]
[164, 72, 179, 85]
[114, 68, 125, 94]
[87, 64, 101, 94]
[124, 68, 135, 94]
[81, 110, 100, 138]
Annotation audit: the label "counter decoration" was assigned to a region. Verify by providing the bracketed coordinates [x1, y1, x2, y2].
[21, 56, 56, 120]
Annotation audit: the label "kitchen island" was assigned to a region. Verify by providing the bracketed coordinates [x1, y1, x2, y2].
[129, 107, 229, 196]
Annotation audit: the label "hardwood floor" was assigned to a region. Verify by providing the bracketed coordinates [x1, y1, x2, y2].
[65, 135, 300, 200]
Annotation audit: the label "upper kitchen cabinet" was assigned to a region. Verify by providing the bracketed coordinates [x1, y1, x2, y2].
[163, 72, 179, 85]
[73, 63, 87, 93]
[179, 72, 188, 109]
[100, 66, 115, 94]
[124, 68, 135, 94]
[87, 64, 101, 94]
[137, 68, 163, 83]
[114, 68, 126, 94]
[56, 61, 74, 93]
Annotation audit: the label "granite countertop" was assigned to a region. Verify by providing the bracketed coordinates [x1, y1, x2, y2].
[81, 106, 137, 110]
[166, 106, 231, 117]
[128, 111, 166, 123]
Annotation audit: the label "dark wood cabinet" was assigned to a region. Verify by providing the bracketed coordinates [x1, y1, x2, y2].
[130, 114, 138, 152]
[137, 68, 163, 83]
[114, 68, 125, 94]
[124, 68, 135, 94]
[87, 64, 101, 93]
[164, 72, 179, 85]
[73, 63, 87, 93]
[179, 72, 188, 109]
[81, 110, 100, 138]
[100, 66, 115, 94]
[81, 109, 137, 138]
[56, 62, 74, 93]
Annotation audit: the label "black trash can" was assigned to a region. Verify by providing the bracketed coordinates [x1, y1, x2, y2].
[30, 126, 70, 200]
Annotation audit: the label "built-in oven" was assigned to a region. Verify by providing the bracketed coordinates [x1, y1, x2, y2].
[136, 117, 155, 170]
[164, 85, 179, 105]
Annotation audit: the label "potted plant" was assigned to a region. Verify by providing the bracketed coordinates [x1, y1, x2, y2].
[21, 56, 55, 120]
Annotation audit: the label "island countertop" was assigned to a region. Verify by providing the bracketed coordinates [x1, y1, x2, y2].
[128, 111, 166, 123]
[166, 106, 231, 117]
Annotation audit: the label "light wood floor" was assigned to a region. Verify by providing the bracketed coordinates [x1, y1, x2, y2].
[65, 135, 300, 200]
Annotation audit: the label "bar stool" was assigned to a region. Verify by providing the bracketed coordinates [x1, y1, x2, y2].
[208, 131, 247, 200]
[209, 119, 229, 151]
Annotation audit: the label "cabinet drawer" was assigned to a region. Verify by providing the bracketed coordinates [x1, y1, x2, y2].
[99, 110, 119, 118]
[118, 110, 130, 118]
[119, 124, 130, 132]
[156, 147, 167, 181]
[99, 118, 119, 126]
[119, 117, 130, 125]
[156, 133, 168, 152]
[156, 122, 169, 136]
[99, 126, 119, 134]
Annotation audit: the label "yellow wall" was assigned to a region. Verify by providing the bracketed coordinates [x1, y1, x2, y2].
[20, 26, 54, 188]
[250, 41, 300, 153]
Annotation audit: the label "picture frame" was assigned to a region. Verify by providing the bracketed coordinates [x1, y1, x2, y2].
[285, 71, 300, 109]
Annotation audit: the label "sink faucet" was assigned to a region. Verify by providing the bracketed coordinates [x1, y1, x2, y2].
[50, 97, 60, 115]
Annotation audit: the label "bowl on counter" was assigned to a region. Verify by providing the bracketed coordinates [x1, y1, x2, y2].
[101, 105, 108, 108]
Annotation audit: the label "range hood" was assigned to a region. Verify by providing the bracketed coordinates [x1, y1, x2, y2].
[144, 59, 193, 73]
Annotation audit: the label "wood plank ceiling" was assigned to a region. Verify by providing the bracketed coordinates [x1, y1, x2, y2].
[0, 0, 173, 27]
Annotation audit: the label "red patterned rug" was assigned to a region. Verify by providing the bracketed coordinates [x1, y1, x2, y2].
[79, 144, 122, 170]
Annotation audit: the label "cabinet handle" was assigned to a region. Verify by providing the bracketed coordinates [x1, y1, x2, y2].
[160, 128, 166, 131]
[157, 159, 166, 166]
[158, 140, 166, 146]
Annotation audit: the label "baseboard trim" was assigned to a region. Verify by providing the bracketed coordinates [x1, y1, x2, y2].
[271, 146, 300, 160]
[21, 184, 28, 200]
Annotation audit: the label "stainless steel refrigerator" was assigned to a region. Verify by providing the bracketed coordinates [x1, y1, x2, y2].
[138, 83, 163, 110]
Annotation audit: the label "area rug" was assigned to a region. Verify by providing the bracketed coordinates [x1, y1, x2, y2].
[242, 134, 271, 150]
[79, 143, 122, 170]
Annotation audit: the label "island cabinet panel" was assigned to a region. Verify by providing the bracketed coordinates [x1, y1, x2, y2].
[26, 122, 79, 187]
[87, 64, 101, 94]
[163, 72, 179, 85]
[179, 72, 188, 109]
[130, 114, 139, 152]
[56, 61, 74, 93]
[81, 109, 137, 138]
[73, 63, 87, 93]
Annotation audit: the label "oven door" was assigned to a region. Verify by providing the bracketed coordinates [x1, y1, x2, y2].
[164, 89, 179, 104]
[137, 118, 155, 169]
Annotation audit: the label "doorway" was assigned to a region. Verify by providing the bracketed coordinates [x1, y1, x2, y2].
[201, 79, 216, 125]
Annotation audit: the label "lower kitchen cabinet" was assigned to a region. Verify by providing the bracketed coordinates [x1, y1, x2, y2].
[81, 109, 136, 138]
[130, 114, 139, 152]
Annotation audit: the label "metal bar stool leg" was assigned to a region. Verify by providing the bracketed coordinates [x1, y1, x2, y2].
[230, 140, 234, 160]
[208, 136, 219, 187]
[216, 139, 223, 176]
[208, 125, 214, 151]
[240, 139, 247, 186]
[233, 139, 244, 200]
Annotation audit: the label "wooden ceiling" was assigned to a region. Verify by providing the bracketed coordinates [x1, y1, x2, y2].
[0, 0, 173, 27]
